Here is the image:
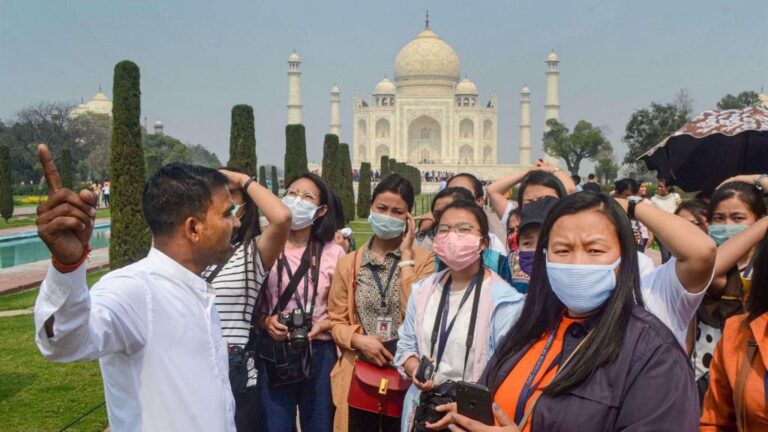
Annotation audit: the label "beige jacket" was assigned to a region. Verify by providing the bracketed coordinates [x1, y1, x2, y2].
[328, 244, 434, 432]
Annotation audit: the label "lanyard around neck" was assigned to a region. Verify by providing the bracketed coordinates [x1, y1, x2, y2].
[429, 268, 484, 378]
[370, 256, 400, 313]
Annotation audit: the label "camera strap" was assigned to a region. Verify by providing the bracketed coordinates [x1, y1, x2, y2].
[273, 243, 313, 315]
[429, 268, 484, 378]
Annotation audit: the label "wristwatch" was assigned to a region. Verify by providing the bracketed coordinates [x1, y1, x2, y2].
[627, 199, 638, 220]
[755, 174, 767, 194]
[397, 260, 415, 268]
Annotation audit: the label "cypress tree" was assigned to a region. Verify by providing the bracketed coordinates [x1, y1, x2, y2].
[110, 60, 151, 269]
[60, 145, 73, 190]
[338, 143, 355, 223]
[259, 165, 267, 187]
[228, 104, 257, 176]
[357, 162, 371, 219]
[270, 165, 279, 195]
[284, 124, 307, 184]
[388, 158, 397, 175]
[0, 144, 13, 222]
[321, 134, 340, 187]
[380, 155, 389, 177]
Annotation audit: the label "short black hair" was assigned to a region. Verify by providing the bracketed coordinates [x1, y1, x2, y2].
[516, 171, 567, 207]
[371, 174, 414, 211]
[286, 172, 339, 243]
[142, 163, 229, 237]
[571, 174, 581, 185]
[431, 187, 475, 214]
[588, 173, 596, 180]
[447, 173, 484, 199]
[614, 178, 637, 195]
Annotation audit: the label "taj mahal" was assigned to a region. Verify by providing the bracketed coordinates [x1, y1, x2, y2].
[292, 17, 563, 179]
[70, 18, 566, 181]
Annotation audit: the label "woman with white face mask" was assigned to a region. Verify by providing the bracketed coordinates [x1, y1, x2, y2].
[395, 200, 525, 431]
[431, 192, 701, 432]
[328, 174, 436, 432]
[257, 172, 346, 432]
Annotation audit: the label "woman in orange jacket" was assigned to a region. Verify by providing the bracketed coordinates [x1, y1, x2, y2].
[701, 229, 768, 431]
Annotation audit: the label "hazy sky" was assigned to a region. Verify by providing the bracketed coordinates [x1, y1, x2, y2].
[1, 0, 766, 173]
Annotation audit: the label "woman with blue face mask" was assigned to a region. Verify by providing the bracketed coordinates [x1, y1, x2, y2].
[693, 176, 768, 401]
[328, 174, 436, 432]
[257, 172, 346, 432]
[432, 192, 701, 431]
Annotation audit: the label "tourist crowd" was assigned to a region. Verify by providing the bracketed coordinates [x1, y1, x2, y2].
[32, 143, 768, 431]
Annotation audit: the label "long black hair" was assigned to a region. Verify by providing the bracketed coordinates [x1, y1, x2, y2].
[516, 171, 567, 208]
[285, 172, 339, 243]
[486, 192, 642, 396]
[430, 187, 475, 214]
[746, 228, 768, 324]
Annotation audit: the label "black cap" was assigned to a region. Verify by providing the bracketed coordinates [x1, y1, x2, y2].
[519, 196, 558, 234]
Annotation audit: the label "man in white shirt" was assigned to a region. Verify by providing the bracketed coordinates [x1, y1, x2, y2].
[33, 144, 241, 432]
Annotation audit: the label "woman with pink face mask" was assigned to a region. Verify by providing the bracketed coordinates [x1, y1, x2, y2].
[394, 199, 525, 432]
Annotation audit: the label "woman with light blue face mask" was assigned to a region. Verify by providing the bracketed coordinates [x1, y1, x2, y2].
[693, 176, 768, 401]
[435, 192, 701, 432]
[327, 174, 436, 431]
[257, 172, 346, 432]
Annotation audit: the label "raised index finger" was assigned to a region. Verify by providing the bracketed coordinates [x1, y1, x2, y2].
[37, 144, 62, 194]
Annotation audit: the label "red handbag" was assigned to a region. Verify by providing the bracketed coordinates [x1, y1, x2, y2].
[348, 358, 411, 418]
[346, 249, 412, 418]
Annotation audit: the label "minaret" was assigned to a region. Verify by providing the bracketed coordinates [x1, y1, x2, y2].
[330, 85, 341, 136]
[287, 51, 303, 125]
[544, 50, 560, 131]
[519, 85, 532, 166]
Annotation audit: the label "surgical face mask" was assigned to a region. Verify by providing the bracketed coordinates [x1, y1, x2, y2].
[368, 211, 406, 240]
[708, 224, 749, 246]
[545, 254, 621, 314]
[518, 250, 535, 276]
[282, 195, 319, 230]
[433, 232, 482, 271]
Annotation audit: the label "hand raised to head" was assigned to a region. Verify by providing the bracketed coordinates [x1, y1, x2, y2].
[36, 144, 97, 265]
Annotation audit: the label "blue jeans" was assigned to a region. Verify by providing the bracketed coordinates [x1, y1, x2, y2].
[258, 339, 337, 432]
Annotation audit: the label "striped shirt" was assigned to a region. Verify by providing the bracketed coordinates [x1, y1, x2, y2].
[205, 239, 267, 387]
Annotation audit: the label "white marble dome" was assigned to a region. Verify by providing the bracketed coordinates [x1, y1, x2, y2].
[394, 29, 460, 82]
[373, 77, 396, 95]
[547, 51, 558, 62]
[455, 78, 478, 95]
[288, 52, 301, 62]
[70, 89, 112, 118]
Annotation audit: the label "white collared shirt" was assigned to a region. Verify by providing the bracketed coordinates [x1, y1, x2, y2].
[34, 248, 236, 432]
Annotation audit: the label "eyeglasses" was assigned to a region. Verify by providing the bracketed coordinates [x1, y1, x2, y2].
[434, 222, 480, 239]
[285, 188, 318, 203]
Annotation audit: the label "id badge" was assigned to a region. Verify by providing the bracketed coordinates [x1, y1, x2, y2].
[375, 315, 394, 340]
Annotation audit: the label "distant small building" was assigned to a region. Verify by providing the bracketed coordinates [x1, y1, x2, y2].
[70, 87, 113, 118]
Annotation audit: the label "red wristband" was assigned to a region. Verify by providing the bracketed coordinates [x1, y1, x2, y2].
[52, 246, 92, 274]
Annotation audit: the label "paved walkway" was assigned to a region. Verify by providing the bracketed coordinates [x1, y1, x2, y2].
[0, 218, 110, 236]
[12, 206, 39, 217]
[0, 247, 110, 296]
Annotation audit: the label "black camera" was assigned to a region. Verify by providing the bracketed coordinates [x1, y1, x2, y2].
[413, 381, 457, 432]
[278, 308, 311, 350]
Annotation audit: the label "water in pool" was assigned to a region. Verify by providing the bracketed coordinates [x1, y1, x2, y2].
[0, 224, 110, 268]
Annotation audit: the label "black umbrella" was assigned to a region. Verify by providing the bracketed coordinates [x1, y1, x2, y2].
[640, 107, 768, 192]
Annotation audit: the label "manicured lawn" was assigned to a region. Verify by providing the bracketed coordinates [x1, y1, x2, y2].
[0, 209, 111, 231]
[0, 270, 109, 431]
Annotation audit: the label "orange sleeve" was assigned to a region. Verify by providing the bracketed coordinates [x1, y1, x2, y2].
[399, 248, 435, 318]
[328, 253, 362, 351]
[700, 332, 735, 432]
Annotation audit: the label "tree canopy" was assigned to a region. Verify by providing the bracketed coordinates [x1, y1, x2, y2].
[716, 91, 760, 110]
[543, 119, 611, 176]
[622, 91, 692, 177]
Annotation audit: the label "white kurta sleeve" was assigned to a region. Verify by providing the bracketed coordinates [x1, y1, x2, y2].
[35, 263, 148, 362]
